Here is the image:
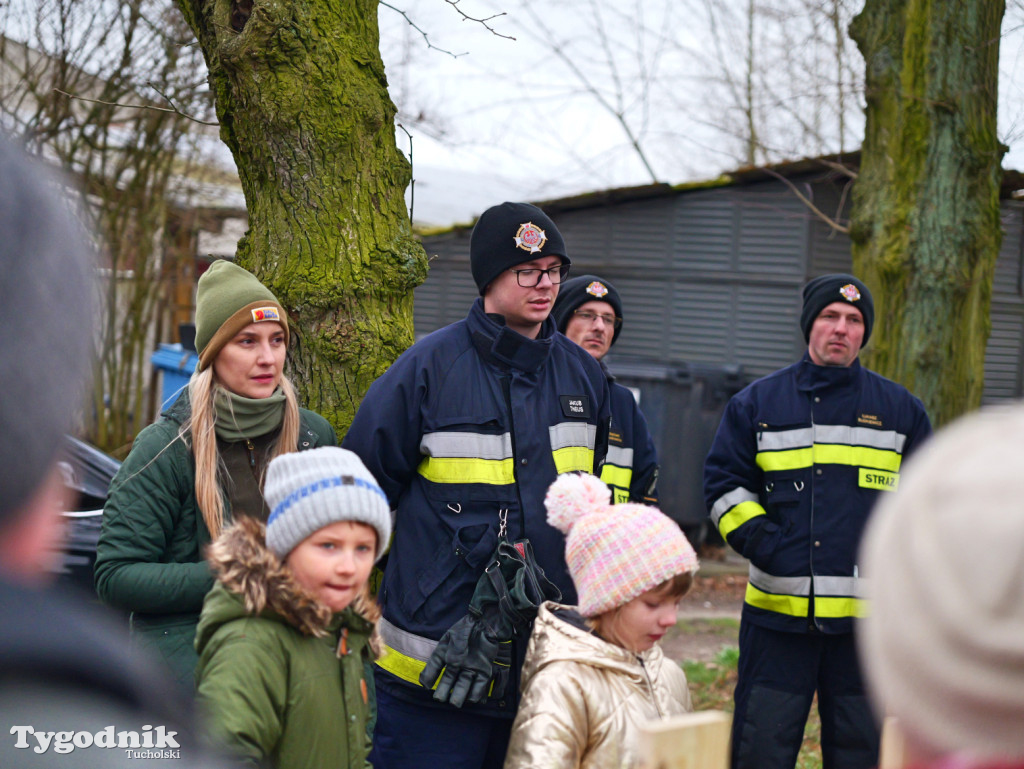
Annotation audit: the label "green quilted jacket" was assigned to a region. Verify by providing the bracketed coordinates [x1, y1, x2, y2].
[94, 391, 336, 689]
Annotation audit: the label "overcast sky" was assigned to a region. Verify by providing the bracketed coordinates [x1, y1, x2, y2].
[377, 0, 1024, 226]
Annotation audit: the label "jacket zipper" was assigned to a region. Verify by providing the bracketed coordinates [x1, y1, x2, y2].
[500, 374, 527, 536]
[637, 656, 665, 718]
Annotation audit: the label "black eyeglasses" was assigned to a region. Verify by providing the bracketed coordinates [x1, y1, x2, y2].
[573, 309, 622, 329]
[509, 263, 571, 287]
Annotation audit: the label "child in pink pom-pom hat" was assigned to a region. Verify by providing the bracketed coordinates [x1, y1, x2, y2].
[503, 472, 700, 769]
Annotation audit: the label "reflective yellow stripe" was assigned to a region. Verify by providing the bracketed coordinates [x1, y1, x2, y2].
[552, 446, 594, 474]
[375, 647, 500, 697]
[756, 447, 812, 472]
[376, 646, 430, 686]
[815, 595, 868, 619]
[719, 500, 768, 538]
[756, 444, 902, 472]
[599, 463, 632, 491]
[417, 456, 515, 485]
[744, 582, 810, 617]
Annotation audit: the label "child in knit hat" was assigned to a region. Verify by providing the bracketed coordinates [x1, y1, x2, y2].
[194, 446, 390, 769]
[503, 472, 699, 769]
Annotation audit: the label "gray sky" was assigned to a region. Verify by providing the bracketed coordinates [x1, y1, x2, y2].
[378, 0, 1024, 226]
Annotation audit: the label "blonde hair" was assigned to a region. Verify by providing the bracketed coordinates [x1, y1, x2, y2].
[186, 366, 301, 539]
[587, 572, 694, 652]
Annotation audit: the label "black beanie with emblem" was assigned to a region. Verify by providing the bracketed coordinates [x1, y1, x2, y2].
[552, 274, 625, 347]
[800, 273, 874, 346]
[470, 202, 569, 294]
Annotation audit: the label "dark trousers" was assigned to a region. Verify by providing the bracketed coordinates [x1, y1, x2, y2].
[731, 622, 879, 769]
[370, 686, 514, 769]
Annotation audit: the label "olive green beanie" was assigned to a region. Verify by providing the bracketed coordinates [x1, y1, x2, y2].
[195, 260, 288, 370]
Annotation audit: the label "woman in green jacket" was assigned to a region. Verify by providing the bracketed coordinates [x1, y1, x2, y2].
[94, 261, 336, 690]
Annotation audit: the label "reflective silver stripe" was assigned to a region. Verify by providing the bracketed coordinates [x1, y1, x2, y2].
[757, 425, 906, 452]
[548, 422, 597, 451]
[419, 431, 513, 460]
[748, 567, 867, 598]
[710, 487, 759, 526]
[604, 445, 634, 468]
[749, 564, 812, 596]
[757, 428, 812, 451]
[814, 575, 867, 598]
[378, 616, 437, 662]
[813, 425, 906, 452]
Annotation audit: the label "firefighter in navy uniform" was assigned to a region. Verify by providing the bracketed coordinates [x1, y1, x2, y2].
[342, 202, 611, 769]
[552, 274, 659, 505]
[703, 274, 932, 769]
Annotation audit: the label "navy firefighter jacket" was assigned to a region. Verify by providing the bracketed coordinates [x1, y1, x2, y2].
[703, 354, 931, 635]
[600, 370, 659, 505]
[342, 298, 611, 711]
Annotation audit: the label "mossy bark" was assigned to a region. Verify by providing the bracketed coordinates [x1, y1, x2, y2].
[849, 0, 1005, 427]
[174, 0, 427, 434]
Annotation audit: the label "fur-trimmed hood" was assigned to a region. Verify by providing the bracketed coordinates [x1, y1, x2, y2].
[195, 516, 379, 654]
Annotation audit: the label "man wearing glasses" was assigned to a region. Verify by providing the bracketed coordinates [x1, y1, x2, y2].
[552, 275, 659, 506]
[342, 202, 610, 769]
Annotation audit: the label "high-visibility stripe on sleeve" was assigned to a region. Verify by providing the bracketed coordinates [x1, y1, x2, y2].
[599, 462, 633, 492]
[710, 487, 767, 537]
[376, 617, 436, 686]
[550, 422, 597, 474]
[417, 430, 516, 485]
[605, 445, 634, 469]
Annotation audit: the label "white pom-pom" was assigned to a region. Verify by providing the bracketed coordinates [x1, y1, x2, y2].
[545, 472, 612, 533]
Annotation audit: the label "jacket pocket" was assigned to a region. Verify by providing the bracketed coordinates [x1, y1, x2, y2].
[398, 517, 500, 623]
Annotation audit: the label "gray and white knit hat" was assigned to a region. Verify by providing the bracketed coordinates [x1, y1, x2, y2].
[264, 447, 391, 560]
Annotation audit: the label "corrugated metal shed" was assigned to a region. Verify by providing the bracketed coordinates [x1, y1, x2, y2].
[415, 165, 1024, 399]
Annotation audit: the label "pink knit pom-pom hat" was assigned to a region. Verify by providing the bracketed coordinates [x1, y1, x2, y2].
[545, 472, 699, 617]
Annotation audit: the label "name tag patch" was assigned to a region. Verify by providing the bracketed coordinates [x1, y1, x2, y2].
[859, 468, 899, 491]
[560, 395, 591, 419]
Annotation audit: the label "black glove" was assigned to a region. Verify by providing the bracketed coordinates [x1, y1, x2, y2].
[419, 613, 500, 707]
[418, 537, 562, 707]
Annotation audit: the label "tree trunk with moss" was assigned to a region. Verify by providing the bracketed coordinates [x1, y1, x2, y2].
[174, 0, 427, 433]
[849, 0, 1004, 427]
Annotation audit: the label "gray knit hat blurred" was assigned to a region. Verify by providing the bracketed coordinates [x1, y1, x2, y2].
[264, 447, 391, 560]
[859, 404, 1024, 759]
[0, 137, 94, 527]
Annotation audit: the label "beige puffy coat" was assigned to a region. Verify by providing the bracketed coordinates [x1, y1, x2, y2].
[503, 602, 693, 769]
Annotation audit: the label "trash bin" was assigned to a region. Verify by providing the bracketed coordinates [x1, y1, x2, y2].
[605, 359, 745, 547]
[151, 343, 198, 410]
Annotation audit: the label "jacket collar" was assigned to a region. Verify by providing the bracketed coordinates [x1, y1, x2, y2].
[467, 297, 555, 373]
[204, 516, 372, 639]
[796, 351, 861, 392]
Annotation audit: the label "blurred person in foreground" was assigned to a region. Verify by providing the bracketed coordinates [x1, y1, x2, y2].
[859, 403, 1024, 769]
[0, 135, 217, 767]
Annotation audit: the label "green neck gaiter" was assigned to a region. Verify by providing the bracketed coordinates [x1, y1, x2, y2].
[213, 386, 286, 441]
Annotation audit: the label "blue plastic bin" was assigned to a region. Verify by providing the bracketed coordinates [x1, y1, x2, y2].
[151, 343, 198, 410]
